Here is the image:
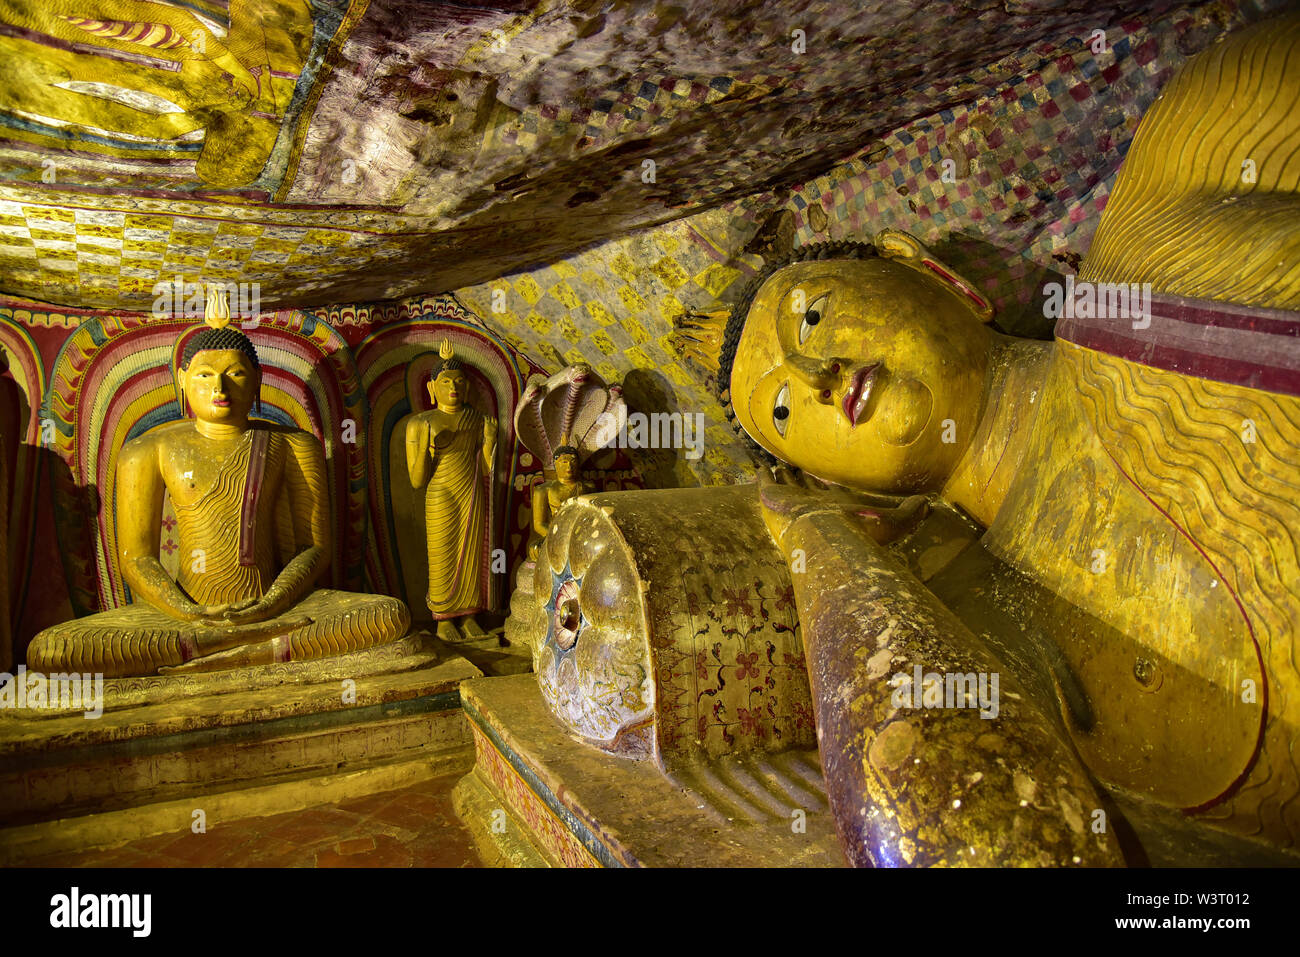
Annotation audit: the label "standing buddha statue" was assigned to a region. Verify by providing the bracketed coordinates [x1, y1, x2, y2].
[405, 339, 498, 643]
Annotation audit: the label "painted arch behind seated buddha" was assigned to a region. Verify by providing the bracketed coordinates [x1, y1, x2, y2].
[42, 309, 370, 617]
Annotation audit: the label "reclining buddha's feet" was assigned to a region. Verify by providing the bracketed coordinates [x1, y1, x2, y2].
[25, 589, 410, 679]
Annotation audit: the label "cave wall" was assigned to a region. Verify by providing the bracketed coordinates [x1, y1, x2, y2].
[454, 0, 1275, 487]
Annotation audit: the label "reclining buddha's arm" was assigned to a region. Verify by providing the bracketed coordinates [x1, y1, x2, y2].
[758, 481, 1122, 866]
[117, 436, 208, 621]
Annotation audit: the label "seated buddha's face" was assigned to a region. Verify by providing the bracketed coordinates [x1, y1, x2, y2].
[181, 349, 258, 424]
[554, 453, 579, 484]
[729, 257, 993, 493]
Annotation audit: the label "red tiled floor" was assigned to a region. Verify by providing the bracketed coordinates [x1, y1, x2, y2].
[333, 791, 403, 815]
[315, 834, 413, 868]
[265, 808, 361, 845]
[22, 771, 483, 869]
[367, 795, 446, 832]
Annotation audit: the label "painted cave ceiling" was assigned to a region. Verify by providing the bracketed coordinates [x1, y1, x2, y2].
[0, 0, 1194, 313]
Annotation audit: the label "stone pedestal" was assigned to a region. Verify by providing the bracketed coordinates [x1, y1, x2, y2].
[453, 675, 845, 867]
[0, 631, 480, 863]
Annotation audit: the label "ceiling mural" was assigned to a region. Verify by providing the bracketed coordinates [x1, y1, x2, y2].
[0, 0, 1204, 312]
[0, 0, 337, 192]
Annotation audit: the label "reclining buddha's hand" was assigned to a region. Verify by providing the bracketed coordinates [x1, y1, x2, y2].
[757, 466, 929, 549]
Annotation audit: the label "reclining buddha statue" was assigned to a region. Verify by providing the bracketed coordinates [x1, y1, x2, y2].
[26, 295, 411, 678]
[665, 11, 1300, 865]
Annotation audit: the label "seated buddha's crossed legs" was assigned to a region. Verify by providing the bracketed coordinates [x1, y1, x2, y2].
[26, 589, 410, 679]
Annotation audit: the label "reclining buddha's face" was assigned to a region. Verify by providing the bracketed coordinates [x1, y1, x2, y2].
[728, 254, 994, 493]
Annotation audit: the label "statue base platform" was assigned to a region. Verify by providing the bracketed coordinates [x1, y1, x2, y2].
[452, 675, 846, 867]
[0, 630, 481, 863]
[430, 614, 532, 677]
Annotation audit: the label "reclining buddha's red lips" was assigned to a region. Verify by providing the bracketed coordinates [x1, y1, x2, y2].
[841, 363, 879, 427]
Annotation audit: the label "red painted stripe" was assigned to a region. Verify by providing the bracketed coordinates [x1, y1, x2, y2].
[923, 258, 989, 312]
[1153, 296, 1300, 336]
[240, 429, 270, 567]
[1058, 320, 1300, 396]
[0, 22, 179, 69]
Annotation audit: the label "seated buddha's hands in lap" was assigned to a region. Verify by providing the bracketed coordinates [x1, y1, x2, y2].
[188, 613, 313, 657]
[197, 591, 287, 627]
[196, 597, 260, 621]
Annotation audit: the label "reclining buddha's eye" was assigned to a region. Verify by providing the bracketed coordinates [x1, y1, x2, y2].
[799, 294, 828, 346]
[773, 382, 791, 437]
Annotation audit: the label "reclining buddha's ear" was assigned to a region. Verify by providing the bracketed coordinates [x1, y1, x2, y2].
[874, 229, 995, 323]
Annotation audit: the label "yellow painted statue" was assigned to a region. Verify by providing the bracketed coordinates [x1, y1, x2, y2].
[26, 294, 410, 677]
[674, 12, 1300, 865]
[503, 363, 612, 658]
[405, 340, 498, 642]
[512, 363, 614, 561]
[528, 448, 589, 560]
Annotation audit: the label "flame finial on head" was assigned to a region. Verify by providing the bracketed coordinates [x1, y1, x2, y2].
[179, 283, 258, 373]
[433, 336, 463, 376]
[204, 283, 232, 330]
[669, 308, 729, 375]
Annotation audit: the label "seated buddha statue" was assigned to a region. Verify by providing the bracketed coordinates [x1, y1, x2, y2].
[26, 295, 410, 678]
[513, 364, 614, 562]
[675, 11, 1300, 865]
[527, 446, 590, 561]
[501, 364, 612, 656]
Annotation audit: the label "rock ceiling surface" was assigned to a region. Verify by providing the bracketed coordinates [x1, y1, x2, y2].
[0, 0, 1182, 311]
